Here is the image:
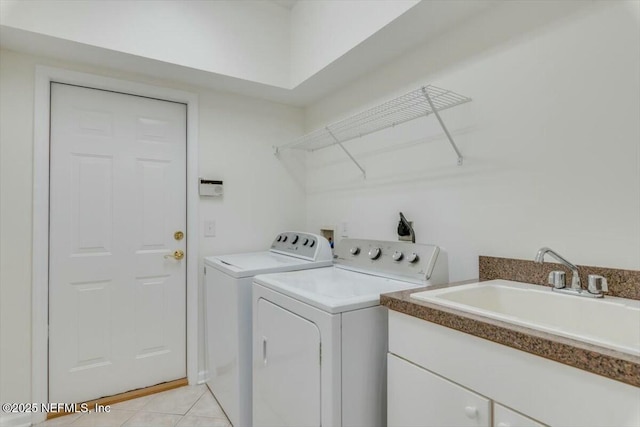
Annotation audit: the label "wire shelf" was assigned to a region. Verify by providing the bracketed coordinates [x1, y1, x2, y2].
[277, 85, 471, 153]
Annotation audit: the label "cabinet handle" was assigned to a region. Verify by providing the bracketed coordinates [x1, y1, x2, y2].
[464, 406, 478, 419]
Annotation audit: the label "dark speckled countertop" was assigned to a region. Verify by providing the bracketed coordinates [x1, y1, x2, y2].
[381, 257, 640, 388]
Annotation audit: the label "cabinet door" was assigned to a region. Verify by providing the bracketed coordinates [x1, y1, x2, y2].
[253, 298, 321, 427]
[494, 403, 547, 427]
[388, 354, 491, 427]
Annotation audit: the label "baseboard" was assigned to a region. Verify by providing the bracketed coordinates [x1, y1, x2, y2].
[0, 412, 31, 427]
[197, 369, 208, 384]
[47, 378, 188, 420]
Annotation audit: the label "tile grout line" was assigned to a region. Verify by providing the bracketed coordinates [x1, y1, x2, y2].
[117, 408, 137, 427]
[38, 386, 230, 427]
[176, 388, 206, 426]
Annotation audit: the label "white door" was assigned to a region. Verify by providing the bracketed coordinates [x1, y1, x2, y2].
[253, 299, 321, 427]
[387, 353, 491, 427]
[49, 83, 187, 403]
[493, 403, 547, 427]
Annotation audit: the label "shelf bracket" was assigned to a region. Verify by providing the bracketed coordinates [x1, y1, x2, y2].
[422, 87, 464, 166]
[326, 127, 366, 178]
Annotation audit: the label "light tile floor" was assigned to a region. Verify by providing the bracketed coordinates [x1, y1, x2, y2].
[36, 385, 232, 427]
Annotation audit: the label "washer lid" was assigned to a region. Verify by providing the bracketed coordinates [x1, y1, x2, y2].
[204, 252, 331, 278]
[253, 267, 422, 314]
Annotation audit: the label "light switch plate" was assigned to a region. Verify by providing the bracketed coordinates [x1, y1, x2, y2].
[341, 221, 349, 237]
[204, 220, 216, 237]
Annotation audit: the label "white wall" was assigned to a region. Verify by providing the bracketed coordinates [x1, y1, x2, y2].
[1, 0, 425, 91]
[0, 49, 306, 409]
[303, 0, 640, 281]
[290, 0, 419, 85]
[0, 0, 291, 87]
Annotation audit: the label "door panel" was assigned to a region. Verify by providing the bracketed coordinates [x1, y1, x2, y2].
[388, 354, 491, 427]
[494, 403, 547, 427]
[136, 159, 171, 249]
[135, 275, 170, 357]
[49, 83, 187, 403]
[73, 281, 111, 369]
[253, 298, 321, 427]
[71, 154, 113, 254]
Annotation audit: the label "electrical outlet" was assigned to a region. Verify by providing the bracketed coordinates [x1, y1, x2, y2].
[204, 220, 216, 237]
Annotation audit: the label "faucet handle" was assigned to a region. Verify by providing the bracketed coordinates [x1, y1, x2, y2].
[548, 271, 566, 289]
[587, 275, 608, 295]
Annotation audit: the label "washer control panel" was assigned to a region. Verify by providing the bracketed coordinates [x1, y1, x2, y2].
[335, 239, 443, 284]
[270, 232, 332, 261]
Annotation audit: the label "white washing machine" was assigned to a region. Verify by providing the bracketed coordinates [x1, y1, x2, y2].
[251, 239, 448, 427]
[204, 232, 332, 427]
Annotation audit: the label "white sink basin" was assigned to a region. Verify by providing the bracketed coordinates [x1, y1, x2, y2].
[411, 279, 640, 356]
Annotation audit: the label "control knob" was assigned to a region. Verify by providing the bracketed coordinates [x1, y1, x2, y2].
[407, 252, 419, 263]
[276, 235, 282, 242]
[303, 238, 309, 246]
[282, 235, 288, 242]
[291, 235, 299, 244]
[350, 247, 360, 255]
[392, 251, 403, 261]
[368, 247, 381, 260]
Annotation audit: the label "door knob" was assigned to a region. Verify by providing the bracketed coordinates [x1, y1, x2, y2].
[164, 250, 185, 260]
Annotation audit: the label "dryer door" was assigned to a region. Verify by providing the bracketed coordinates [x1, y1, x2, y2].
[254, 298, 321, 427]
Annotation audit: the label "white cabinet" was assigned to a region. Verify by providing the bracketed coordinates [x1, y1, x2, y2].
[388, 311, 640, 427]
[493, 403, 545, 427]
[388, 354, 490, 427]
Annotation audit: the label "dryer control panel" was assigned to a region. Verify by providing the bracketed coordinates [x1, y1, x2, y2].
[270, 232, 333, 262]
[334, 239, 449, 285]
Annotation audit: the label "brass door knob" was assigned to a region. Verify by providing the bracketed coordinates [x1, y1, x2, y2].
[164, 250, 185, 260]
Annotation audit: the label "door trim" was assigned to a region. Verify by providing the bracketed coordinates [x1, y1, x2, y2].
[33, 65, 199, 424]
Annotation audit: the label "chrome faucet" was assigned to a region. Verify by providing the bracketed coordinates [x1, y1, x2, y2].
[534, 247, 581, 290]
[534, 247, 608, 298]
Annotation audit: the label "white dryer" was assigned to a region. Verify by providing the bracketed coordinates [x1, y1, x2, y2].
[204, 232, 332, 427]
[252, 239, 448, 427]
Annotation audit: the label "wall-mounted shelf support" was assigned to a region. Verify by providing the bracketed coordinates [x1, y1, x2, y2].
[275, 85, 471, 176]
[421, 87, 464, 166]
[326, 127, 366, 178]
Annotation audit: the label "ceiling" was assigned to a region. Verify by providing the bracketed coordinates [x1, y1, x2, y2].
[0, 1, 497, 106]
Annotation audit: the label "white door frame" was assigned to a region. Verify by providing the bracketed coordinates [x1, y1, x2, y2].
[32, 66, 199, 424]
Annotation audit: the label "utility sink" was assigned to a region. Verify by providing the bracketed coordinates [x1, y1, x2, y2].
[411, 279, 640, 356]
